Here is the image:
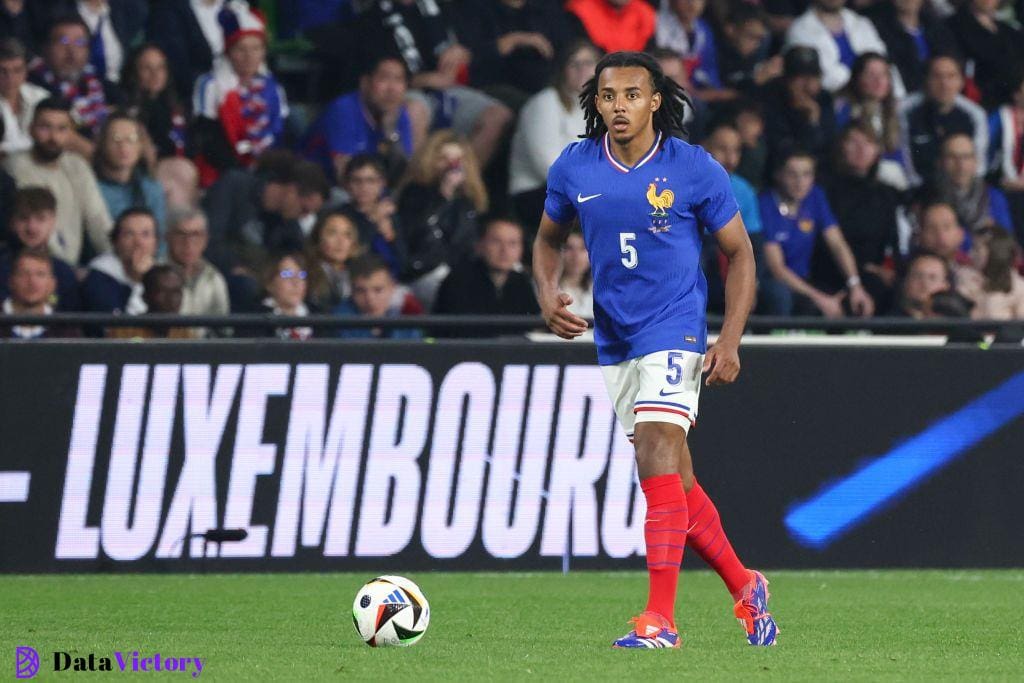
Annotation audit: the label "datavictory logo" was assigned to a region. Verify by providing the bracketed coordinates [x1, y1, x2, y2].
[13, 648, 204, 678]
[15, 646, 39, 679]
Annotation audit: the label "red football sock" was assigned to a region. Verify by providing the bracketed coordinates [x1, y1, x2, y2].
[685, 479, 751, 599]
[641, 474, 688, 627]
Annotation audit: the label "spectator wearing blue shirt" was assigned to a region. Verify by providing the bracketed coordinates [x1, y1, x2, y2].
[334, 254, 423, 340]
[654, 0, 732, 103]
[94, 113, 167, 253]
[303, 54, 416, 184]
[760, 148, 874, 317]
[700, 122, 765, 313]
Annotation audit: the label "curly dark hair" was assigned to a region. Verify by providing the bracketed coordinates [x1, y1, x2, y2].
[579, 51, 693, 140]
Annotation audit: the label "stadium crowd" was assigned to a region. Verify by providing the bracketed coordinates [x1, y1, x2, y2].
[0, 0, 1022, 340]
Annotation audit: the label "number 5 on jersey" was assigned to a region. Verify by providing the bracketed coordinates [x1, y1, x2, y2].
[620, 232, 637, 269]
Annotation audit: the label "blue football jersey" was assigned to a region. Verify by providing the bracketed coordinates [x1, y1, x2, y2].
[545, 132, 739, 365]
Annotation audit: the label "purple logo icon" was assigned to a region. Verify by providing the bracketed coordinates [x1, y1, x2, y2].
[15, 647, 39, 679]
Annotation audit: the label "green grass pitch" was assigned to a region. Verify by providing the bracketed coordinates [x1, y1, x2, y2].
[3, 570, 1023, 680]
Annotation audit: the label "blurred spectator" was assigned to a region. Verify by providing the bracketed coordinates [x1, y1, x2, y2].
[0, 186, 80, 310]
[0, 148, 12, 240]
[958, 227, 1024, 319]
[340, 154, 406, 275]
[900, 55, 987, 188]
[81, 206, 156, 315]
[946, 0, 1024, 110]
[718, 5, 783, 96]
[760, 147, 874, 317]
[926, 133, 1012, 235]
[702, 120, 766, 307]
[398, 131, 488, 309]
[509, 40, 596, 229]
[107, 264, 196, 338]
[564, 0, 655, 54]
[4, 97, 112, 265]
[988, 69, 1024, 241]
[305, 209, 361, 312]
[259, 252, 313, 340]
[761, 46, 837, 165]
[145, 0, 219, 102]
[730, 99, 768, 190]
[55, 0, 148, 84]
[559, 229, 593, 320]
[433, 216, 539, 335]
[0, 248, 81, 338]
[915, 200, 967, 264]
[866, 0, 958, 94]
[94, 112, 166, 245]
[355, 0, 513, 169]
[0, 0, 50, 57]
[192, 1, 287, 176]
[834, 53, 901, 160]
[294, 160, 328, 238]
[453, 0, 576, 100]
[155, 156, 199, 210]
[303, 54, 415, 185]
[334, 253, 424, 339]
[654, 0, 730, 102]
[785, 0, 889, 93]
[166, 207, 229, 318]
[0, 37, 48, 155]
[120, 43, 188, 158]
[891, 250, 954, 317]
[202, 149, 304, 283]
[819, 122, 901, 309]
[29, 15, 122, 157]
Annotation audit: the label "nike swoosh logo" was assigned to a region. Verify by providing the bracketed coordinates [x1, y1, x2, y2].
[577, 193, 602, 203]
[659, 389, 683, 396]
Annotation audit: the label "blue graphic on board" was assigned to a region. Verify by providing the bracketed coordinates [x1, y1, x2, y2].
[785, 370, 1024, 549]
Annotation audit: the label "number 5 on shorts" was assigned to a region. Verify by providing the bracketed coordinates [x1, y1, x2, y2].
[666, 351, 684, 385]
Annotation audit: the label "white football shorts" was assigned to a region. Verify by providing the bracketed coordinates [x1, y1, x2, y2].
[600, 349, 704, 439]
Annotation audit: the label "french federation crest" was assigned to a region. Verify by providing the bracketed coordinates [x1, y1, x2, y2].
[646, 178, 675, 217]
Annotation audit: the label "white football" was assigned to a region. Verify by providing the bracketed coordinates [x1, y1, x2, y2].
[352, 575, 430, 647]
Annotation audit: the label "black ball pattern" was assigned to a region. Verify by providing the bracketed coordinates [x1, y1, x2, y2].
[360, 594, 371, 608]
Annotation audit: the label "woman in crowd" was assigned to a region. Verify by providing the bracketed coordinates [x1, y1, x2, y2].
[559, 229, 594, 321]
[305, 209, 362, 312]
[834, 53, 903, 162]
[958, 227, 1024, 319]
[397, 130, 489, 309]
[120, 43, 189, 159]
[820, 122, 903, 311]
[94, 113, 167, 249]
[260, 252, 313, 340]
[509, 40, 598, 230]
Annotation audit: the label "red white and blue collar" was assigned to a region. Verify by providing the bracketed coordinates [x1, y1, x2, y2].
[603, 131, 663, 173]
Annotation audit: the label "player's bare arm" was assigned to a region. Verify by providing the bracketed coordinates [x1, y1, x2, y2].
[533, 212, 588, 339]
[705, 213, 756, 386]
[822, 226, 875, 317]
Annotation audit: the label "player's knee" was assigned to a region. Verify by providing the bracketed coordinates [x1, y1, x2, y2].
[679, 469, 695, 492]
[633, 422, 682, 478]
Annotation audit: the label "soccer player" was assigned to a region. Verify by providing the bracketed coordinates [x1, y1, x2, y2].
[533, 51, 778, 649]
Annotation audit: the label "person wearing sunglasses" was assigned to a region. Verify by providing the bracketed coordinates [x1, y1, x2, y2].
[257, 252, 314, 340]
[28, 16, 121, 159]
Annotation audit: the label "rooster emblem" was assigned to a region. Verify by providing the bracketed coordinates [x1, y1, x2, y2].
[646, 179, 674, 217]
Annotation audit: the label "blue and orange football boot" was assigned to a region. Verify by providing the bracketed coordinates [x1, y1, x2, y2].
[611, 611, 680, 649]
[734, 570, 778, 646]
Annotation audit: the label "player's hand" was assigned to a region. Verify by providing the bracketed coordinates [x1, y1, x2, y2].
[540, 291, 588, 339]
[848, 284, 875, 317]
[703, 341, 740, 386]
